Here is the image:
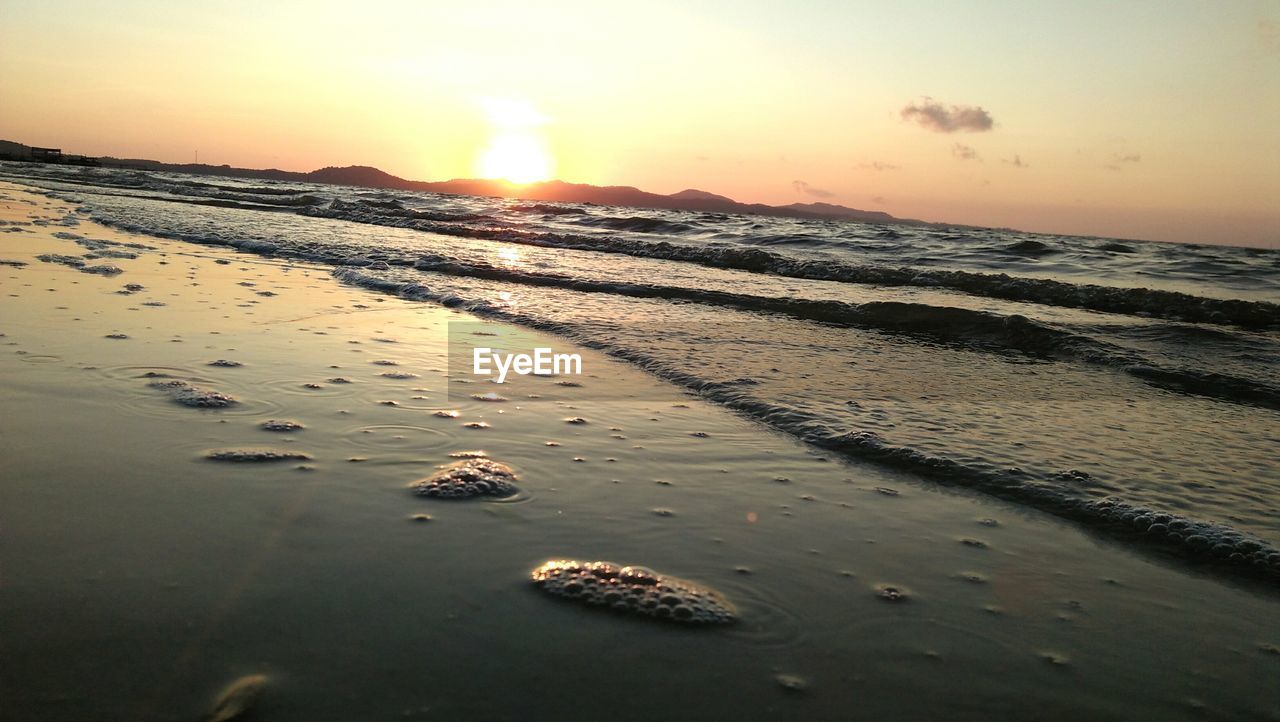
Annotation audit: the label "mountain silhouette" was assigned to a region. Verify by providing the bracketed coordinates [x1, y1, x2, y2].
[6, 142, 931, 226]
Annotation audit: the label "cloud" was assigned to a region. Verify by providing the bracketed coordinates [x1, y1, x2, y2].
[1105, 153, 1141, 171]
[901, 98, 994, 133]
[856, 161, 900, 171]
[792, 180, 835, 198]
[871, 196, 887, 205]
[952, 143, 980, 161]
[1003, 154, 1029, 168]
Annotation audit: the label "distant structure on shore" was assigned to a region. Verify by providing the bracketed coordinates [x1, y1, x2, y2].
[0, 140, 100, 167]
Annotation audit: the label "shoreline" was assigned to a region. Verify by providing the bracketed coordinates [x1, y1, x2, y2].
[1, 182, 1277, 721]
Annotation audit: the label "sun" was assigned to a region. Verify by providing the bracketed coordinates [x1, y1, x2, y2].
[474, 97, 554, 184]
[478, 133, 553, 184]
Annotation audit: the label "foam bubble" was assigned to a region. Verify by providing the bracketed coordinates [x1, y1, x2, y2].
[260, 419, 305, 432]
[205, 448, 312, 462]
[408, 458, 519, 499]
[531, 560, 736, 625]
[380, 371, 418, 379]
[149, 379, 237, 408]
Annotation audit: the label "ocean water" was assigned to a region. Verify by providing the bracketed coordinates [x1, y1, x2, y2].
[3, 161, 1278, 579]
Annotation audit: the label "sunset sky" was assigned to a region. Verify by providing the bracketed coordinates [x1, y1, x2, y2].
[2, 0, 1277, 245]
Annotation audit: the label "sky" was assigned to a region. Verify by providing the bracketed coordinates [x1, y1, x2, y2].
[2, 0, 1278, 246]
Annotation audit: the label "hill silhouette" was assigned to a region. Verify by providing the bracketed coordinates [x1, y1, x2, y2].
[6, 142, 928, 226]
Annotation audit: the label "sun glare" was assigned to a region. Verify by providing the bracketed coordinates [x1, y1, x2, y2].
[478, 133, 553, 184]
[475, 97, 554, 184]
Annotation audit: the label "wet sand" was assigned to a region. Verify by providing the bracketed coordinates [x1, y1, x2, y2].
[1, 183, 1277, 721]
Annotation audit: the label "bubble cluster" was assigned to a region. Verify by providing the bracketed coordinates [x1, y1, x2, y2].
[447, 450, 488, 458]
[1078, 498, 1280, 574]
[205, 448, 312, 462]
[81, 264, 124, 276]
[149, 379, 237, 408]
[260, 419, 305, 432]
[530, 560, 737, 625]
[36, 253, 86, 268]
[409, 458, 520, 499]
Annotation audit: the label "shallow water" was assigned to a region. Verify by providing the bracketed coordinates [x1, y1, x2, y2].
[4, 164, 1275, 558]
[0, 182, 1278, 721]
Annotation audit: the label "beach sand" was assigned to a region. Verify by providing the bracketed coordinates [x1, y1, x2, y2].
[1, 182, 1277, 721]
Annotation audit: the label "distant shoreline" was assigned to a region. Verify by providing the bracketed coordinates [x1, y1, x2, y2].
[0, 138, 997, 233]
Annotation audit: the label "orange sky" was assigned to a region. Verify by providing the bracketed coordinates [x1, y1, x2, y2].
[2, 1, 1277, 246]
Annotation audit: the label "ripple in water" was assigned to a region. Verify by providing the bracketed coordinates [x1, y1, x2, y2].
[343, 423, 453, 453]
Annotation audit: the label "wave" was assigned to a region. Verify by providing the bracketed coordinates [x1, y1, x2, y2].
[28, 168, 1276, 585]
[1005, 239, 1057, 256]
[311, 198, 490, 223]
[397, 253, 1280, 411]
[509, 203, 586, 215]
[325, 265, 1280, 585]
[567, 215, 699, 234]
[89, 203, 1280, 412]
[300, 199, 1280, 330]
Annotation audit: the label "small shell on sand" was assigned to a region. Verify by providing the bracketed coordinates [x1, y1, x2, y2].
[530, 560, 736, 625]
[209, 673, 269, 722]
[774, 674, 809, 692]
[149, 379, 237, 408]
[409, 458, 519, 499]
[874, 584, 910, 602]
[205, 448, 313, 462]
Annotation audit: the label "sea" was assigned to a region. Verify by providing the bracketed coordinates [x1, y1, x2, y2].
[3, 161, 1277, 578]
